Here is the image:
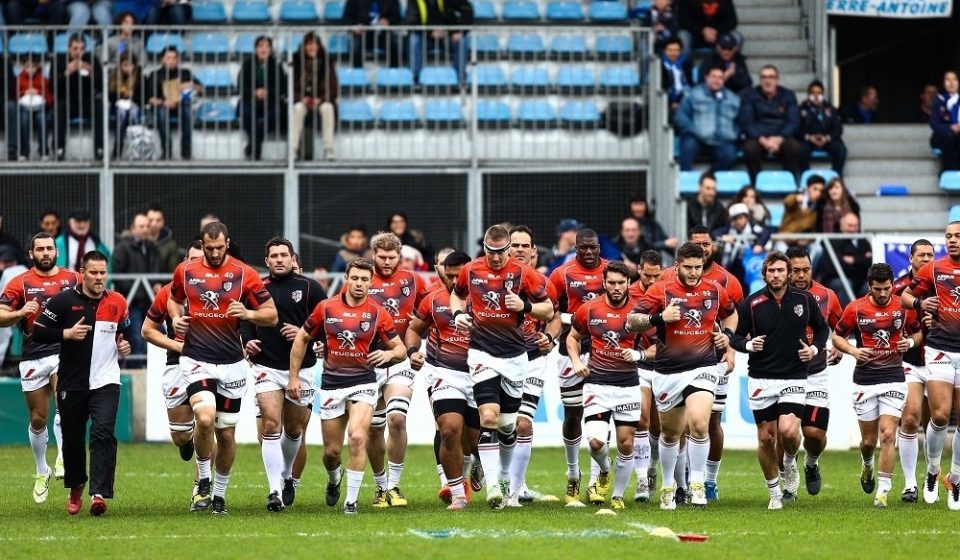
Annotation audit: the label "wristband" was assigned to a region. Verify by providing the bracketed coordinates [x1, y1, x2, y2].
[522, 298, 533, 315]
[453, 310, 465, 319]
[650, 313, 665, 327]
[810, 345, 819, 356]
[747, 339, 760, 352]
[907, 338, 916, 349]
[406, 346, 420, 358]
[913, 298, 922, 310]
[722, 327, 735, 339]
[560, 312, 573, 325]
[545, 333, 555, 346]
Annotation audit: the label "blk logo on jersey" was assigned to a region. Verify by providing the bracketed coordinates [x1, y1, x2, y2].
[482, 291, 501, 310]
[684, 308, 702, 328]
[200, 290, 220, 310]
[337, 330, 357, 350]
[602, 330, 621, 349]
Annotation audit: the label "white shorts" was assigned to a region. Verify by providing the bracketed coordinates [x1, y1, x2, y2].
[318, 382, 379, 420]
[467, 349, 527, 399]
[853, 381, 907, 421]
[904, 362, 927, 385]
[584, 383, 642, 423]
[427, 364, 477, 408]
[557, 353, 589, 389]
[747, 377, 807, 411]
[252, 364, 317, 407]
[923, 346, 960, 386]
[180, 356, 249, 401]
[652, 365, 718, 413]
[375, 358, 416, 389]
[521, 355, 548, 399]
[711, 362, 730, 413]
[805, 370, 830, 408]
[162, 363, 189, 409]
[19, 354, 58, 393]
[637, 367, 654, 390]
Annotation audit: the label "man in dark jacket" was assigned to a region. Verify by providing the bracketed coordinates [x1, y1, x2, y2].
[698, 33, 751, 93]
[818, 212, 871, 306]
[239, 36, 288, 161]
[344, 0, 403, 68]
[840, 85, 879, 124]
[798, 79, 846, 175]
[145, 47, 200, 160]
[930, 71, 960, 172]
[677, 0, 738, 54]
[739, 64, 801, 182]
[111, 211, 161, 366]
[52, 33, 104, 161]
[406, 0, 473, 83]
[146, 204, 179, 273]
[686, 171, 727, 233]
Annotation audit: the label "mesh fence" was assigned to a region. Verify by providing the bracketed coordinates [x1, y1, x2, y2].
[0, 173, 101, 252]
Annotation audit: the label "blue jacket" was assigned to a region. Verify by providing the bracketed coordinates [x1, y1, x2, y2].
[739, 85, 800, 139]
[674, 83, 740, 145]
[930, 92, 960, 137]
[55, 233, 111, 272]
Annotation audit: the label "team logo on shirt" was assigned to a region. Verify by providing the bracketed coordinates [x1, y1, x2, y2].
[602, 330, 621, 349]
[704, 299, 712, 310]
[360, 321, 371, 332]
[793, 304, 804, 317]
[337, 330, 357, 350]
[684, 308, 702, 328]
[893, 318, 902, 330]
[223, 282, 233, 292]
[200, 290, 220, 310]
[401, 286, 411, 297]
[383, 298, 400, 316]
[482, 291, 502, 310]
[951, 286, 960, 305]
[874, 329, 891, 348]
[292, 290, 302, 303]
[505, 280, 514, 292]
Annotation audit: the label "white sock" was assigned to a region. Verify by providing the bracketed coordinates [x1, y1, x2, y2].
[462, 455, 472, 479]
[53, 411, 63, 461]
[327, 467, 342, 485]
[590, 442, 610, 475]
[478, 430, 500, 491]
[387, 461, 404, 490]
[510, 435, 533, 495]
[649, 432, 660, 470]
[784, 450, 798, 467]
[898, 430, 919, 489]
[926, 421, 947, 473]
[878, 472, 893, 494]
[280, 431, 301, 480]
[613, 452, 633, 498]
[436, 463, 448, 487]
[687, 436, 710, 485]
[498, 432, 516, 482]
[766, 477, 782, 499]
[634, 431, 650, 477]
[449, 476, 465, 498]
[213, 470, 230, 498]
[950, 431, 960, 484]
[345, 469, 364, 504]
[589, 456, 601, 485]
[28, 425, 50, 476]
[705, 459, 721, 484]
[659, 438, 679, 489]
[372, 470, 387, 490]
[674, 445, 688, 490]
[563, 436, 581, 479]
[805, 451, 821, 467]
[197, 455, 212, 481]
[261, 433, 284, 494]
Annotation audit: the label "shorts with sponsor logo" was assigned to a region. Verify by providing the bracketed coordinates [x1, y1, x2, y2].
[467, 349, 527, 399]
[252, 364, 317, 407]
[653, 365, 718, 413]
[426, 364, 477, 408]
[318, 382, 379, 420]
[923, 346, 960, 385]
[375, 358, 416, 389]
[162, 364, 189, 409]
[521, 355, 548, 399]
[637, 367, 654, 390]
[557, 353, 589, 389]
[584, 383, 642, 423]
[711, 362, 730, 413]
[180, 357, 249, 402]
[805, 370, 830, 408]
[747, 377, 807, 411]
[904, 361, 926, 385]
[852, 381, 907, 421]
[19, 354, 58, 393]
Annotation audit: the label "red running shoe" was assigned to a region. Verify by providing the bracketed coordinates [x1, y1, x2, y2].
[438, 485, 452, 504]
[67, 486, 84, 515]
[90, 495, 107, 516]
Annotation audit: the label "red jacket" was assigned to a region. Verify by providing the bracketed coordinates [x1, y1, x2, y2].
[17, 70, 53, 108]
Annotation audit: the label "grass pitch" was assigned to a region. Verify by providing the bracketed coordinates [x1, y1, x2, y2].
[0, 443, 955, 559]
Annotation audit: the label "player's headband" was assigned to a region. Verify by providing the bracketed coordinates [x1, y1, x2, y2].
[483, 240, 510, 254]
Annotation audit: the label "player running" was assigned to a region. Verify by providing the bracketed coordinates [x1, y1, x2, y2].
[786, 246, 842, 497]
[0, 233, 79, 504]
[290, 259, 406, 515]
[630, 242, 738, 509]
[450, 225, 553, 509]
[832, 263, 921, 507]
[242, 238, 326, 512]
[567, 261, 644, 510]
[168, 222, 278, 515]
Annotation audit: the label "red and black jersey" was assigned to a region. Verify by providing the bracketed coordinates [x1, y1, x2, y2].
[303, 294, 397, 389]
[415, 289, 469, 372]
[628, 281, 658, 372]
[634, 277, 734, 374]
[662, 262, 744, 305]
[145, 283, 181, 366]
[835, 295, 918, 385]
[453, 256, 550, 358]
[894, 270, 925, 365]
[549, 258, 607, 356]
[347, 269, 426, 342]
[0, 268, 79, 360]
[805, 281, 843, 374]
[522, 276, 556, 359]
[572, 296, 639, 387]
[907, 258, 960, 353]
[169, 256, 272, 364]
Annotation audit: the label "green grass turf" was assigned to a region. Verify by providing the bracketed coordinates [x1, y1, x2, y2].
[0, 443, 955, 559]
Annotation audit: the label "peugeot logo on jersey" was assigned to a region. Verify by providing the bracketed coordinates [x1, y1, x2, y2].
[874, 329, 891, 348]
[483, 291, 501, 310]
[384, 298, 400, 316]
[684, 308, 702, 328]
[292, 290, 302, 303]
[337, 330, 357, 350]
[602, 330, 621, 349]
[200, 290, 220, 310]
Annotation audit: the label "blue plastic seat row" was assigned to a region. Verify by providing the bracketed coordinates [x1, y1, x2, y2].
[229, 0, 347, 24]
[475, 0, 628, 22]
[3, 32, 95, 56]
[468, 65, 640, 92]
[337, 99, 605, 129]
[474, 33, 634, 59]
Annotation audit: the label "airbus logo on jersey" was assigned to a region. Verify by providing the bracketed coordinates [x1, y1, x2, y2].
[602, 330, 621, 349]
[291, 290, 302, 303]
[337, 330, 357, 350]
[937, 274, 953, 281]
[383, 298, 400, 316]
[874, 329, 891, 348]
[200, 290, 220, 310]
[189, 278, 204, 285]
[482, 291, 501, 310]
[684, 309, 702, 328]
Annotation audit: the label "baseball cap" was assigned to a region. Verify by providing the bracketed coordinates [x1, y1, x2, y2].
[556, 218, 584, 235]
[69, 208, 92, 221]
[718, 33, 738, 50]
[728, 203, 750, 219]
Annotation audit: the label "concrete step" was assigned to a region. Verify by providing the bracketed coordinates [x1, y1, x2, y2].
[846, 141, 935, 160]
[738, 23, 804, 40]
[844, 158, 939, 178]
[843, 124, 931, 143]
[738, 5, 803, 24]
[846, 175, 940, 197]
[861, 209, 948, 232]
[858, 194, 948, 212]
[779, 72, 815, 93]
[748, 57, 811, 74]
[741, 39, 810, 58]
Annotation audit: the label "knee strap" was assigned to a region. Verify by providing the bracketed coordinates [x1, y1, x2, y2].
[386, 396, 411, 418]
[497, 411, 518, 436]
[215, 412, 240, 429]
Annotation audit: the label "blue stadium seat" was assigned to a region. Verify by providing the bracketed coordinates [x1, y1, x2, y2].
[507, 34, 546, 59]
[502, 0, 541, 21]
[768, 203, 785, 228]
[191, 1, 228, 23]
[799, 168, 838, 187]
[192, 33, 230, 58]
[876, 184, 908, 196]
[195, 100, 237, 125]
[9, 33, 48, 56]
[598, 66, 640, 93]
[146, 33, 186, 57]
[471, 34, 501, 60]
[469, 65, 508, 92]
[511, 67, 550, 93]
[949, 205, 960, 223]
[517, 100, 557, 128]
[281, 35, 304, 56]
[194, 67, 235, 93]
[755, 170, 798, 195]
[560, 101, 601, 129]
[476, 100, 512, 128]
[232, 0, 272, 23]
[379, 100, 421, 128]
[424, 99, 464, 128]
[328, 34, 350, 57]
[54, 33, 93, 54]
[324, 1, 345, 21]
[595, 34, 633, 59]
[589, 1, 628, 22]
[338, 100, 376, 128]
[337, 67, 371, 92]
[419, 66, 460, 91]
[810, 149, 829, 159]
[376, 68, 414, 92]
[940, 171, 960, 192]
[678, 170, 700, 196]
[556, 65, 595, 94]
[280, 0, 319, 22]
[235, 34, 257, 56]
[715, 170, 751, 195]
[473, 0, 497, 21]
[550, 35, 587, 59]
[546, 1, 584, 21]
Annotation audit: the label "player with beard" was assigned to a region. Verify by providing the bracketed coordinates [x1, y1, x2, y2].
[833, 264, 920, 507]
[0, 233, 79, 504]
[785, 246, 842, 498]
[547, 229, 608, 506]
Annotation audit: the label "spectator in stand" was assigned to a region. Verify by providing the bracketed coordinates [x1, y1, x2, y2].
[344, 0, 402, 68]
[106, 12, 146, 70]
[53, 33, 104, 161]
[291, 32, 338, 161]
[400, 245, 428, 272]
[196, 213, 241, 260]
[111, 210, 160, 366]
[677, 0, 738, 55]
[146, 0, 189, 25]
[627, 195, 678, 256]
[675, 64, 739, 172]
[818, 212, 871, 306]
[55, 208, 110, 271]
[930, 70, 960, 172]
[313, 265, 332, 293]
[613, 217, 653, 277]
[798, 79, 846, 176]
[916, 83, 938, 123]
[739, 64, 801, 182]
[816, 177, 860, 234]
[660, 37, 693, 116]
[686, 171, 727, 232]
[779, 174, 825, 235]
[107, 52, 142, 158]
[145, 47, 200, 160]
[713, 202, 769, 285]
[65, 0, 111, 28]
[239, 36, 288, 161]
[387, 212, 430, 263]
[405, 0, 473, 84]
[698, 32, 751, 94]
[3, 0, 68, 26]
[841, 85, 879, 124]
[643, 0, 679, 52]
[544, 218, 582, 274]
[731, 185, 770, 226]
[146, 204, 178, 272]
[38, 209, 62, 237]
[13, 57, 53, 162]
[331, 225, 368, 272]
[0, 212, 26, 265]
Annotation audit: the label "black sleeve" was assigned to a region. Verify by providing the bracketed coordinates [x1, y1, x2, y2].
[32, 293, 66, 343]
[307, 278, 327, 315]
[239, 320, 257, 345]
[729, 297, 752, 352]
[717, 0, 738, 34]
[808, 293, 830, 350]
